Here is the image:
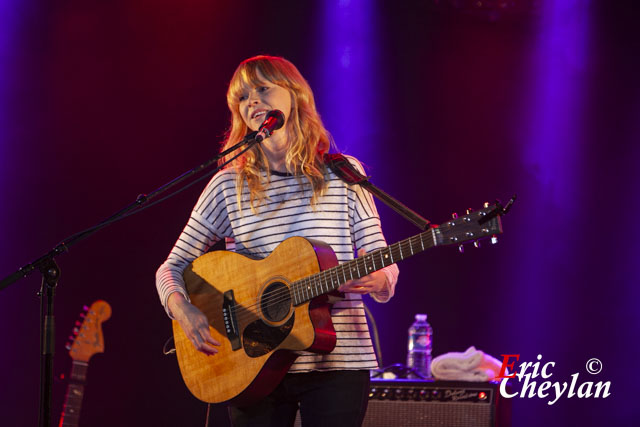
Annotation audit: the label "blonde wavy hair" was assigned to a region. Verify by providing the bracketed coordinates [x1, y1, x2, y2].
[220, 55, 332, 212]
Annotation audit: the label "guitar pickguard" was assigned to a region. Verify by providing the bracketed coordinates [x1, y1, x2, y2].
[242, 315, 295, 358]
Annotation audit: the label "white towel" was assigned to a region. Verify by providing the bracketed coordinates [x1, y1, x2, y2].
[431, 346, 504, 382]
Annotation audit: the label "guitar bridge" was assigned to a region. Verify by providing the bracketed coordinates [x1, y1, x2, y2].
[222, 290, 241, 351]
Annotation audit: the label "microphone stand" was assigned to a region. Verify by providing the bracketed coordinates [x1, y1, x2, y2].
[0, 131, 259, 427]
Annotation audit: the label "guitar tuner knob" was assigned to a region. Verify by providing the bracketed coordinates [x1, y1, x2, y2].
[491, 235, 499, 244]
[474, 241, 481, 248]
[68, 335, 75, 341]
[458, 244, 464, 253]
[79, 313, 86, 318]
[452, 213, 458, 219]
[65, 343, 72, 351]
[484, 202, 490, 208]
[466, 208, 473, 214]
[73, 327, 79, 334]
[75, 321, 82, 326]
[83, 305, 89, 311]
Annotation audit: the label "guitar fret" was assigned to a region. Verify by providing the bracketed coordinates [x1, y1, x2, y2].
[70, 361, 88, 382]
[409, 238, 414, 255]
[299, 281, 304, 304]
[296, 282, 301, 305]
[355, 258, 362, 279]
[420, 233, 425, 251]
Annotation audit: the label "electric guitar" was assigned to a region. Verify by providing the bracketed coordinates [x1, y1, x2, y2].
[59, 300, 112, 427]
[172, 202, 509, 405]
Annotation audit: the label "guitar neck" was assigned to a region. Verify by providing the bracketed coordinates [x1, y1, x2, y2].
[59, 361, 88, 427]
[292, 228, 437, 306]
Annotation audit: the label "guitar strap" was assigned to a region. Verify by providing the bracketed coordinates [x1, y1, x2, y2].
[323, 153, 431, 230]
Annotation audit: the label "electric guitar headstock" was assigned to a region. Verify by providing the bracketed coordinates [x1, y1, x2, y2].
[65, 300, 112, 362]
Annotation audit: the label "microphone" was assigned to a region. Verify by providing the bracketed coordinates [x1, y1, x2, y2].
[255, 110, 285, 143]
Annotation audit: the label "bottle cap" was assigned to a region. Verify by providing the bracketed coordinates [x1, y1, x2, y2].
[415, 314, 427, 321]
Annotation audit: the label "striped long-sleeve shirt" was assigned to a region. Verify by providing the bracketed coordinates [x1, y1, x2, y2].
[156, 156, 399, 372]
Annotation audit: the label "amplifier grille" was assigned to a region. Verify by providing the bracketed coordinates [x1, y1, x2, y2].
[294, 379, 511, 427]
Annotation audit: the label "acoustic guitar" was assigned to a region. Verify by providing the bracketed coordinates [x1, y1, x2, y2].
[173, 203, 506, 405]
[59, 300, 112, 427]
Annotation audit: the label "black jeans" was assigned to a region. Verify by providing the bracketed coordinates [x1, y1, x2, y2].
[228, 370, 370, 427]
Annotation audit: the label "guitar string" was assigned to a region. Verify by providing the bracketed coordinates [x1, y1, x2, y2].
[226, 236, 433, 323]
[227, 236, 433, 323]
[226, 246, 398, 323]
[213, 219, 496, 325]
[227, 242, 407, 319]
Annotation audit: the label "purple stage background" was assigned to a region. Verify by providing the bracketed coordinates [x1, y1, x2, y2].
[1, 1, 638, 426]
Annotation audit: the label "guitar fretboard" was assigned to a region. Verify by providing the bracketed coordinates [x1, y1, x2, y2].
[59, 361, 88, 427]
[291, 228, 436, 306]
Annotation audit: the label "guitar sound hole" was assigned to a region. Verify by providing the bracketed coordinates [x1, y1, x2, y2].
[261, 281, 291, 323]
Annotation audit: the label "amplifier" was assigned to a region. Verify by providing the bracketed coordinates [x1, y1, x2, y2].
[363, 379, 511, 427]
[294, 379, 511, 427]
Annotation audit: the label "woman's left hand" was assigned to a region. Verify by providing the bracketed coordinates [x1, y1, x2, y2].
[338, 249, 388, 295]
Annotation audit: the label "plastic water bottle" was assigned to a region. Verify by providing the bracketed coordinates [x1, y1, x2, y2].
[407, 314, 433, 379]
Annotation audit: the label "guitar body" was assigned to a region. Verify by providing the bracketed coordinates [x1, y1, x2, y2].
[170, 202, 508, 406]
[172, 236, 339, 405]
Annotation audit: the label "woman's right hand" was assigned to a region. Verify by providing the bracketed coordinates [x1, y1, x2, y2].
[168, 292, 221, 355]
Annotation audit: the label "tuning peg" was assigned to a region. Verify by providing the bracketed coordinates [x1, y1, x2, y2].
[72, 327, 79, 335]
[473, 241, 481, 248]
[65, 342, 72, 351]
[68, 335, 75, 341]
[458, 244, 464, 253]
[83, 305, 90, 311]
[452, 213, 458, 219]
[466, 208, 474, 215]
[75, 320, 82, 326]
[491, 235, 499, 244]
[484, 202, 490, 208]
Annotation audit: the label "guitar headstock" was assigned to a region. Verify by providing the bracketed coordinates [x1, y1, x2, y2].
[433, 202, 506, 250]
[66, 300, 112, 362]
